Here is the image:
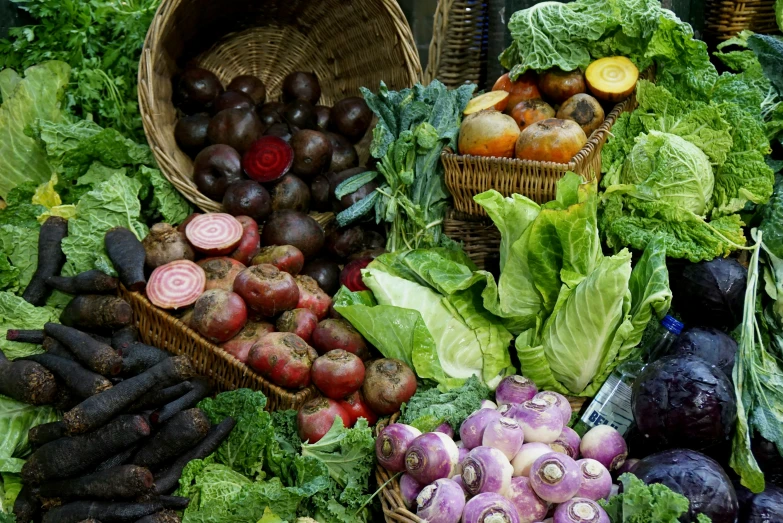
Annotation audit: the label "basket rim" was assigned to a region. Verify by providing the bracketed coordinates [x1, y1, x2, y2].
[137, 0, 422, 213]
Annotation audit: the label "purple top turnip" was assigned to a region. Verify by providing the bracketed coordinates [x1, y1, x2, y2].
[575, 459, 611, 501]
[481, 399, 498, 410]
[550, 427, 580, 459]
[553, 497, 609, 523]
[452, 474, 470, 496]
[399, 473, 423, 509]
[509, 398, 563, 443]
[462, 446, 514, 496]
[462, 492, 520, 523]
[405, 432, 459, 485]
[460, 408, 503, 450]
[579, 426, 627, 471]
[483, 417, 525, 460]
[376, 424, 421, 472]
[505, 476, 549, 523]
[534, 391, 572, 425]
[496, 375, 538, 405]
[498, 403, 514, 416]
[435, 422, 455, 439]
[456, 446, 470, 475]
[529, 452, 582, 503]
[415, 478, 466, 523]
[512, 442, 552, 477]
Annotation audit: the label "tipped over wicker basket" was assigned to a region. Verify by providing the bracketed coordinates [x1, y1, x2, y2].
[138, 0, 422, 212]
[705, 0, 780, 42]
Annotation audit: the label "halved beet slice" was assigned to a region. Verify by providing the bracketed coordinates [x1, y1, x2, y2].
[147, 260, 206, 309]
[243, 136, 294, 183]
[340, 258, 372, 292]
[185, 213, 244, 255]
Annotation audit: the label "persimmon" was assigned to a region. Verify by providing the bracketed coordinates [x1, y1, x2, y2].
[515, 118, 587, 163]
[556, 94, 605, 136]
[538, 68, 586, 104]
[585, 57, 639, 103]
[458, 110, 520, 158]
[492, 72, 541, 111]
[510, 99, 556, 131]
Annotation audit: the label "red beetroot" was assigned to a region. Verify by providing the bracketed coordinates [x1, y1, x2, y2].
[220, 320, 275, 363]
[192, 289, 248, 343]
[339, 391, 378, 427]
[146, 260, 206, 310]
[177, 212, 201, 234]
[248, 332, 316, 389]
[276, 308, 318, 344]
[362, 358, 417, 415]
[251, 245, 304, 275]
[229, 216, 261, 265]
[340, 258, 371, 292]
[311, 319, 368, 358]
[197, 257, 246, 292]
[185, 213, 244, 255]
[297, 397, 351, 443]
[233, 264, 300, 317]
[242, 136, 294, 183]
[311, 349, 365, 400]
[295, 275, 332, 320]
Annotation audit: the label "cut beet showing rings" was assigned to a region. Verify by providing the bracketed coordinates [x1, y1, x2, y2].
[185, 213, 244, 255]
[243, 136, 294, 183]
[147, 260, 207, 309]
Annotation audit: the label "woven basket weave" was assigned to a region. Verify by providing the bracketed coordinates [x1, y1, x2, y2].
[138, 0, 422, 212]
[444, 95, 635, 217]
[424, 0, 489, 87]
[705, 0, 779, 41]
[443, 208, 500, 271]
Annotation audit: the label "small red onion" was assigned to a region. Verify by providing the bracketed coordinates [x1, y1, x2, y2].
[553, 497, 609, 523]
[575, 459, 612, 501]
[496, 375, 538, 405]
[511, 442, 552, 477]
[579, 426, 627, 471]
[483, 417, 525, 460]
[550, 426, 581, 459]
[435, 422, 455, 439]
[416, 478, 466, 523]
[462, 446, 514, 496]
[460, 408, 502, 450]
[405, 432, 459, 485]
[399, 473, 423, 509]
[504, 476, 549, 523]
[376, 424, 421, 472]
[534, 391, 572, 425]
[481, 399, 498, 410]
[529, 452, 582, 503]
[509, 398, 563, 443]
[462, 493, 520, 523]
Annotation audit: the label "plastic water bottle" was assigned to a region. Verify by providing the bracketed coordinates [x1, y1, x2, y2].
[574, 315, 684, 436]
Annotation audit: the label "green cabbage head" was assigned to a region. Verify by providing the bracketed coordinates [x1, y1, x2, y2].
[621, 130, 714, 215]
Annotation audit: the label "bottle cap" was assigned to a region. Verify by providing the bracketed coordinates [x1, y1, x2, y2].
[661, 315, 684, 335]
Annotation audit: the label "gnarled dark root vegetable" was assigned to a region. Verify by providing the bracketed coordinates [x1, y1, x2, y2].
[105, 227, 147, 292]
[143, 223, 195, 269]
[0, 349, 58, 405]
[23, 216, 68, 306]
[46, 270, 119, 295]
[362, 358, 417, 415]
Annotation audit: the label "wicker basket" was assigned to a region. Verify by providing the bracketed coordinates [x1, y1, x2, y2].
[424, 0, 489, 88]
[443, 208, 500, 271]
[705, 0, 780, 42]
[444, 95, 637, 216]
[138, 0, 422, 213]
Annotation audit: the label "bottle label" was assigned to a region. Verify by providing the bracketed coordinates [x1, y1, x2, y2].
[580, 373, 635, 435]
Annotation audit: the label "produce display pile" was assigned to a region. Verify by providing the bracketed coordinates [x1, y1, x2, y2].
[0, 0, 782, 522]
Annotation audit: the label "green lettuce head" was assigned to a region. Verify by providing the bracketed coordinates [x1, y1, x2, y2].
[620, 130, 714, 216]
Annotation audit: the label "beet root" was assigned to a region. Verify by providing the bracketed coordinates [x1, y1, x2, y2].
[260, 210, 325, 258]
[311, 319, 368, 358]
[311, 349, 365, 400]
[197, 257, 247, 292]
[301, 258, 341, 295]
[192, 289, 248, 343]
[247, 332, 315, 389]
[229, 216, 261, 266]
[220, 320, 275, 363]
[295, 275, 332, 319]
[276, 308, 318, 344]
[233, 264, 300, 317]
[143, 223, 195, 269]
[362, 358, 417, 415]
[250, 245, 304, 275]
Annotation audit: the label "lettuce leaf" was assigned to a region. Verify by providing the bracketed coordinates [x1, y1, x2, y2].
[0, 395, 60, 473]
[600, 473, 695, 522]
[0, 61, 69, 198]
[0, 292, 59, 360]
[0, 225, 39, 295]
[0, 473, 22, 515]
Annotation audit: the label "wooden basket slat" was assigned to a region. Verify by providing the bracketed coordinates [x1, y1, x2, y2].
[425, 0, 489, 87]
[704, 0, 779, 40]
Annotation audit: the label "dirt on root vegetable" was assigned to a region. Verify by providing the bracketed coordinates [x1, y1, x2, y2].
[197, 257, 246, 292]
[247, 332, 315, 389]
[311, 349, 365, 400]
[362, 358, 417, 415]
[295, 275, 331, 320]
[220, 320, 275, 364]
[233, 264, 300, 317]
[251, 245, 304, 276]
[311, 319, 368, 358]
[297, 397, 351, 443]
[276, 308, 318, 344]
[192, 289, 248, 343]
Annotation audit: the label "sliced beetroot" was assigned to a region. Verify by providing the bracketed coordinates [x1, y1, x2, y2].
[229, 216, 261, 266]
[220, 320, 275, 364]
[146, 260, 206, 310]
[233, 264, 300, 317]
[311, 318, 368, 358]
[340, 258, 371, 292]
[177, 212, 201, 234]
[295, 275, 332, 319]
[197, 257, 247, 292]
[276, 308, 319, 344]
[185, 213, 244, 255]
[242, 136, 294, 183]
[247, 332, 316, 389]
[251, 245, 304, 276]
[192, 289, 248, 343]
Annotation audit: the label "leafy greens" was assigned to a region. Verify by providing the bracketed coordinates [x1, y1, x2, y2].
[0, 394, 60, 474]
[600, 473, 712, 523]
[400, 376, 490, 433]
